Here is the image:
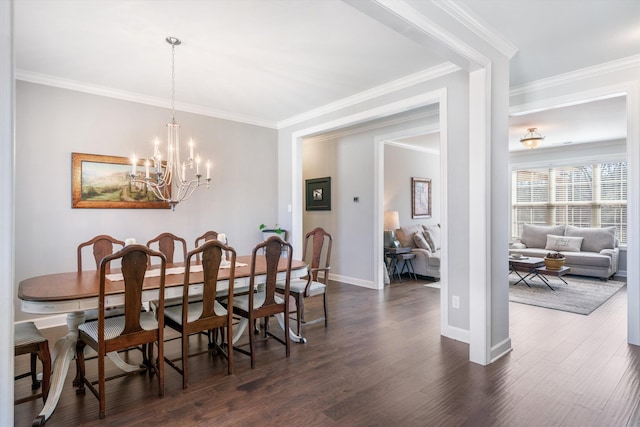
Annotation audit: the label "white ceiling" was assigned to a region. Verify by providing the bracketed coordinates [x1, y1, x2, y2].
[14, 0, 640, 149]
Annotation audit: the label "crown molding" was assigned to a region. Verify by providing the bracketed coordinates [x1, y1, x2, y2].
[386, 139, 440, 155]
[373, 0, 490, 68]
[432, 0, 518, 59]
[303, 109, 439, 144]
[277, 62, 459, 129]
[510, 54, 640, 97]
[15, 69, 278, 129]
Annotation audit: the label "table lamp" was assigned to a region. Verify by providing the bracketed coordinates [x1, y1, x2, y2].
[383, 210, 400, 247]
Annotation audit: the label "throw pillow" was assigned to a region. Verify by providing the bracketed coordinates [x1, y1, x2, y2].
[413, 232, 431, 252]
[545, 234, 583, 252]
[424, 224, 441, 251]
[565, 225, 616, 252]
[397, 224, 424, 249]
[520, 224, 566, 248]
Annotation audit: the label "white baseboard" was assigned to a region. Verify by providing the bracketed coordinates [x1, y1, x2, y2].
[442, 325, 470, 343]
[491, 337, 513, 362]
[328, 273, 377, 289]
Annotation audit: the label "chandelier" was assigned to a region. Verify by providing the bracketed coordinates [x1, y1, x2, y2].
[130, 36, 210, 210]
[520, 127, 545, 149]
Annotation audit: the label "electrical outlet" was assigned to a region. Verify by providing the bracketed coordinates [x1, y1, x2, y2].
[452, 295, 460, 309]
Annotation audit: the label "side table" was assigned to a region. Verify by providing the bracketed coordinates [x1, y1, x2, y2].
[384, 247, 414, 282]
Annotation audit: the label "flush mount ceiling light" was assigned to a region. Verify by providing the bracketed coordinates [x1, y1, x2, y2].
[520, 127, 545, 149]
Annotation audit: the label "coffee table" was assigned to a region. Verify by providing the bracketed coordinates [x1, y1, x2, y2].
[509, 256, 544, 287]
[509, 256, 571, 291]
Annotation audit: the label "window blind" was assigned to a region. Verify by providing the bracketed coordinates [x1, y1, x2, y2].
[512, 162, 627, 244]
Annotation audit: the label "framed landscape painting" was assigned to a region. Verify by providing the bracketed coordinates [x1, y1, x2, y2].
[72, 152, 170, 209]
[411, 177, 432, 218]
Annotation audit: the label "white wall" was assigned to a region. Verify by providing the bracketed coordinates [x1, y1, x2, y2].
[15, 81, 279, 322]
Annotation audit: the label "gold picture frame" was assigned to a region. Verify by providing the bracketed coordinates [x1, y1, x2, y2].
[411, 177, 431, 219]
[72, 152, 170, 209]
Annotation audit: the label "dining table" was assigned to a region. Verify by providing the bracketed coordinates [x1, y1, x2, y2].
[18, 254, 308, 425]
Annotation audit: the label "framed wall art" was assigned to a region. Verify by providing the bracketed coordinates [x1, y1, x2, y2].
[411, 177, 432, 219]
[72, 152, 170, 209]
[305, 177, 331, 211]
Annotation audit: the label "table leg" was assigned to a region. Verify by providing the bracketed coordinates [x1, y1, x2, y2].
[32, 311, 85, 426]
[230, 298, 307, 346]
[510, 269, 533, 287]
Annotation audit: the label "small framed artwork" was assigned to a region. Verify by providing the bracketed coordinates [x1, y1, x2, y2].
[72, 152, 170, 209]
[411, 177, 432, 219]
[305, 177, 331, 211]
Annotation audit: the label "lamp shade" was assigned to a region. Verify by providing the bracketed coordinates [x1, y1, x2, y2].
[384, 211, 400, 231]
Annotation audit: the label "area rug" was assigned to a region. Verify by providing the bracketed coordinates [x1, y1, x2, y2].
[425, 277, 625, 315]
[509, 275, 625, 315]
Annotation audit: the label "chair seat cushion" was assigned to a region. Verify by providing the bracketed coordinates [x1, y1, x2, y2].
[15, 322, 47, 348]
[229, 292, 266, 311]
[164, 301, 227, 325]
[277, 278, 326, 297]
[78, 311, 158, 342]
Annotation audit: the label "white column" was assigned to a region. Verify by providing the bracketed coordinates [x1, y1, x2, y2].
[0, 0, 15, 423]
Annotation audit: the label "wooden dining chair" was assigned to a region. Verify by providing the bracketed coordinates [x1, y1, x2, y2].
[277, 227, 332, 335]
[163, 240, 236, 388]
[194, 230, 221, 262]
[146, 232, 187, 265]
[195, 230, 219, 248]
[75, 244, 166, 419]
[14, 322, 51, 405]
[77, 234, 125, 273]
[228, 236, 292, 369]
[75, 235, 129, 386]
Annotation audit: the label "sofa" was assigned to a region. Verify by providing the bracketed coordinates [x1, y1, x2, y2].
[510, 224, 619, 280]
[394, 224, 441, 280]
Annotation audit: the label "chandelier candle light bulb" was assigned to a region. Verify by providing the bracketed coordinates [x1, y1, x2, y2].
[129, 36, 211, 210]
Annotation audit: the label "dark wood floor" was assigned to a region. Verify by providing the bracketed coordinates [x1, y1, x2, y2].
[15, 277, 640, 426]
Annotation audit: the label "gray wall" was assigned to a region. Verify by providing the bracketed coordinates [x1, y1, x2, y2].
[15, 81, 279, 321]
[384, 143, 440, 228]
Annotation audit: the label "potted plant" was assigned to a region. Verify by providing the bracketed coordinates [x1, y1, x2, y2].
[544, 251, 565, 270]
[259, 223, 287, 241]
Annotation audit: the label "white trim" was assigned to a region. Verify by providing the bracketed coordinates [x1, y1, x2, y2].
[16, 69, 278, 129]
[625, 81, 640, 345]
[468, 67, 492, 365]
[277, 63, 460, 129]
[491, 337, 513, 362]
[328, 274, 377, 289]
[510, 91, 627, 117]
[509, 140, 627, 169]
[433, 0, 518, 59]
[385, 140, 439, 155]
[374, 0, 491, 68]
[304, 108, 439, 144]
[510, 54, 640, 97]
[1, 0, 14, 421]
[444, 325, 470, 344]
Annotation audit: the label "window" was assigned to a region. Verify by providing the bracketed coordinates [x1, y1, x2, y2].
[512, 162, 627, 244]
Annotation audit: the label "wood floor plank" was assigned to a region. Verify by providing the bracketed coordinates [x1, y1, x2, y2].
[14, 277, 640, 427]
